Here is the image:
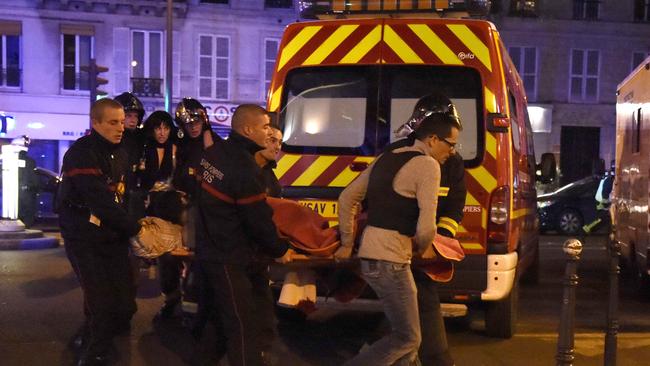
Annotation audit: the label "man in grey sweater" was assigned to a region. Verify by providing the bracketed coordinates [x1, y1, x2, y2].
[336, 103, 462, 366]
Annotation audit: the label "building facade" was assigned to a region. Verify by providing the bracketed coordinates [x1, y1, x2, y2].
[491, 0, 650, 184]
[0, 0, 296, 172]
[1, 0, 649, 183]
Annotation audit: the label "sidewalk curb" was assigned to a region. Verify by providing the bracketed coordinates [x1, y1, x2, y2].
[0, 237, 60, 250]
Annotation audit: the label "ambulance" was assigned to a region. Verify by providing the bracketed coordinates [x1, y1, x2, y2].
[612, 55, 650, 294]
[267, 0, 554, 338]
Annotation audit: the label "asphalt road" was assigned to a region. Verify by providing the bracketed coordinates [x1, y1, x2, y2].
[1, 232, 649, 365]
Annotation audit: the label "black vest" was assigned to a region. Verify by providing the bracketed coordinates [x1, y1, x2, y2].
[366, 151, 422, 236]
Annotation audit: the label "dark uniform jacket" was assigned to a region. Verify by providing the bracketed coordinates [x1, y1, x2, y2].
[260, 161, 282, 198]
[121, 128, 144, 189]
[435, 153, 466, 237]
[173, 131, 221, 199]
[57, 131, 141, 252]
[195, 132, 288, 265]
[385, 138, 466, 238]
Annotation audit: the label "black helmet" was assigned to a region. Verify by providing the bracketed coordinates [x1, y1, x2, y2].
[114, 92, 145, 124]
[174, 97, 209, 130]
[394, 93, 462, 139]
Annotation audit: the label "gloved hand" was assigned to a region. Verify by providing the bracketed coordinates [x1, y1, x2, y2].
[333, 245, 354, 261]
[418, 245, 437, 259]
[275, 248, 296, 264]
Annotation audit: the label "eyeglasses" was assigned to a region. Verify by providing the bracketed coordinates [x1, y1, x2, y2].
[438, 137, 457, 150]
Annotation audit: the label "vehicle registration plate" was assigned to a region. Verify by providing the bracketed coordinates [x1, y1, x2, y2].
[298, 200, 338, 218]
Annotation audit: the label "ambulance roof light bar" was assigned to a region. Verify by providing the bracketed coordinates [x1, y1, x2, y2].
[299, 0, 492, 20]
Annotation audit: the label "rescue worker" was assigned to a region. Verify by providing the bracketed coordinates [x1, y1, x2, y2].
[582, 162, 614, 235]
[254, 126, 283, 198]
[154, 97, 218, 320]
[58, 98, 142, 365]
[336, 94, 462, 366]
[114, 91, 146, 219]
[195, 104, 294, 366]
[172, 97, 218, 198]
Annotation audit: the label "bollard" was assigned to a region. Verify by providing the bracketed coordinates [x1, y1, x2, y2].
[556, 238, 583, 366]
[604, 229, 620, 366]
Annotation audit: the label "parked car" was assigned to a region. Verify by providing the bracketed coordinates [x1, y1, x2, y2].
[537, 176, 601, 235]
[0, 166, 59, 226]
[34, 167, 60, 221]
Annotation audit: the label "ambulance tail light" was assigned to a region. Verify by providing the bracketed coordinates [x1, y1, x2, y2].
[487, 185, 509, 253]
[487, 113, 510, 133]
[298, 0, 491, 19]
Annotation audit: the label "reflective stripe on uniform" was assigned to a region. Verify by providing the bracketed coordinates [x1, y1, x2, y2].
[438, 216, 459, 237]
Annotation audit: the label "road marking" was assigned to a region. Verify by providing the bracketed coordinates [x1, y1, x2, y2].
[516, 332, 650, 338]
[516, 333, 650, 357]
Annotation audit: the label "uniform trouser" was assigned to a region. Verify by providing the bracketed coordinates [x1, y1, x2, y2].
[158, 252, 183, 305]
[127, 189, 146, 221]
[200, 260, 276, 366]
[413, 269, 454, 366]
[64, 240, 136, 356]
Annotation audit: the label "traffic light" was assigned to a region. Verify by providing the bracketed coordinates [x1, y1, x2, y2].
[81, 58, 109, 104]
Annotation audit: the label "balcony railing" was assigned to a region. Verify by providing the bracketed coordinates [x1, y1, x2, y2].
[61, 71, 90, 91]
[131, 77, 163, 97]
[573, 0, 600, 20]
[0, 67, 21, 88]
[265, 0, 293, 8]
[36, 0, 188, 17]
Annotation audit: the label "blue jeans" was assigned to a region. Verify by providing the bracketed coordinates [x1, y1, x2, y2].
[344, 259, 421, 366]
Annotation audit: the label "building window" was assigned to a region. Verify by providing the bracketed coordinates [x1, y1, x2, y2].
[131, 30, 163, 97]
[265, 0, 293, 8]
[573, 0, 600, 20]
[263, 38, 279, 100]
[508, 46, 537, 101]
[62, 34, 93, 91]
[634, 0, 650, 21]
[632, 51, 650, 71]
[199, 34, 230, 100]
[508, 0, 538, 17]
[569, 49, 599, 102]
[0, 21, 21, 88]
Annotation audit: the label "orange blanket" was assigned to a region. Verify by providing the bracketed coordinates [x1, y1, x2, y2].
[266, 197, 465, 282]
[418, 234, 466, 282]
[267, 197, 340, 257]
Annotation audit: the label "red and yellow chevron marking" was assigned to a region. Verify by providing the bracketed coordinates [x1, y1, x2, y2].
[276, 154, 371, 187]
[268, 19, 505, 116]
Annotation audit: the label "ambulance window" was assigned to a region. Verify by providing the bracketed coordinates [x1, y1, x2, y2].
[279, 67, 375, 154]
[524, 108, 535, 156]
[386, 66, 483, 164]
[509, 91, 521, 152]
[632, 108, 642, 153]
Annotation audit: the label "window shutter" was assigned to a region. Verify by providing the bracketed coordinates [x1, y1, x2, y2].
[112, 27, 130, 95]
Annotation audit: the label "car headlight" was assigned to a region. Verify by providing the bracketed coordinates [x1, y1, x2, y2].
[537, 200, 554, 209]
